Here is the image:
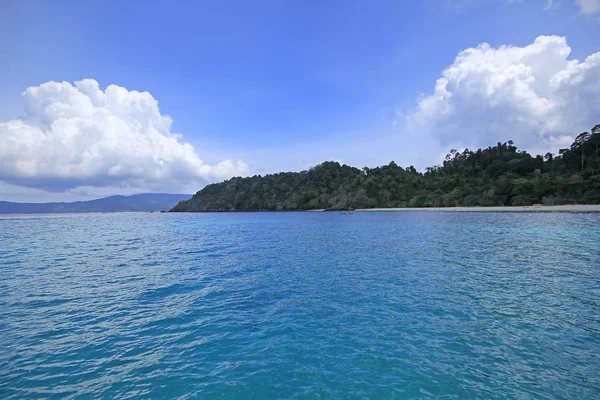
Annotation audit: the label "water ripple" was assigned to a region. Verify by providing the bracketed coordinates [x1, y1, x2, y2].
[0, 212, 599, 398]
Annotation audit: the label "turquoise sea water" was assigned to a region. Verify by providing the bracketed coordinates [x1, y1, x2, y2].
[1, 211, 599, 399]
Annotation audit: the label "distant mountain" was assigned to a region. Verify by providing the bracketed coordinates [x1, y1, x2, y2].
[0, 193, 191, 214]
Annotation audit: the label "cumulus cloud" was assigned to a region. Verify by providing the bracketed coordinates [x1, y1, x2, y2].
[0, 79, 248, 192]
[409, 35, 600, 155]
[576, 0, 600, 14]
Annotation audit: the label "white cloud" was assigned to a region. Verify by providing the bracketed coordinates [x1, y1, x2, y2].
[409, 35, 600, 155]
[0, 79, 248, 193]
[576, 0, 600, 14]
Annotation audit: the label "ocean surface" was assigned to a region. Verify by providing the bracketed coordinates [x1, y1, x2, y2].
[1, 211, 599, 399]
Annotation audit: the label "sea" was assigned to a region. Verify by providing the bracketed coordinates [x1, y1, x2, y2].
[1, 211, 599, 399]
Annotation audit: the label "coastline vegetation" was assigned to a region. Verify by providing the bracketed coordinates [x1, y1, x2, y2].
[172, 124, 600, 211]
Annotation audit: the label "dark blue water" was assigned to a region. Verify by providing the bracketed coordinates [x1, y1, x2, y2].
[1, 212, 599, 399]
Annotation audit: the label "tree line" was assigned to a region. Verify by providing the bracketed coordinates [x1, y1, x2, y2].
[172, 124, 600, 211]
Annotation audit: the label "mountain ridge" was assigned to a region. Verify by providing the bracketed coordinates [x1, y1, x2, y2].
[0, 193, 191, 214]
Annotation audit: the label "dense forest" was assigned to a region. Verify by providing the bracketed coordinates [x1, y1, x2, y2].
[172, 125, 600, 211]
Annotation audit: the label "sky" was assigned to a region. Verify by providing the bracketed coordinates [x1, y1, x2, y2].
[1, 0, 599, 202]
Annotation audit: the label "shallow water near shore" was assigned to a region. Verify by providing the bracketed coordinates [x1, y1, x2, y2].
[1, 212, 599, 398]
[357, 204, 600, 212]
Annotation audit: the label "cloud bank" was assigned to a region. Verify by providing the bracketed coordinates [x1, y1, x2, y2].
[0, 79, 248, 192]
[409, 35, 600, 155]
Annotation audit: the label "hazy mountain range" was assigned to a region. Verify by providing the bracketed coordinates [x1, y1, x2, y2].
[0, 193, 191, 214]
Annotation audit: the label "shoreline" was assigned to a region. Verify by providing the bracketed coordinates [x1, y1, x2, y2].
[356, 205, 600, 212]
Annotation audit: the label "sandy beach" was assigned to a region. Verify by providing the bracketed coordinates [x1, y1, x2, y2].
[356, 205, 600, 212]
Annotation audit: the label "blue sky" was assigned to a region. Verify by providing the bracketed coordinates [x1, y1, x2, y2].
[1, 0, 599, 201]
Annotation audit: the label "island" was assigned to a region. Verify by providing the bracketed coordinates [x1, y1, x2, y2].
[172, 125, 600, 212]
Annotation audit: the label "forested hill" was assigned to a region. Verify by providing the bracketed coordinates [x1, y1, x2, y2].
[172, 125, 600, 212]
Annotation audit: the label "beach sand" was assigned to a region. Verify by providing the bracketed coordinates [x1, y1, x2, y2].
[356, 205, 600, 212]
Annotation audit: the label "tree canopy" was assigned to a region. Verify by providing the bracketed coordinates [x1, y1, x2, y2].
[172, 124, 600, 211]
